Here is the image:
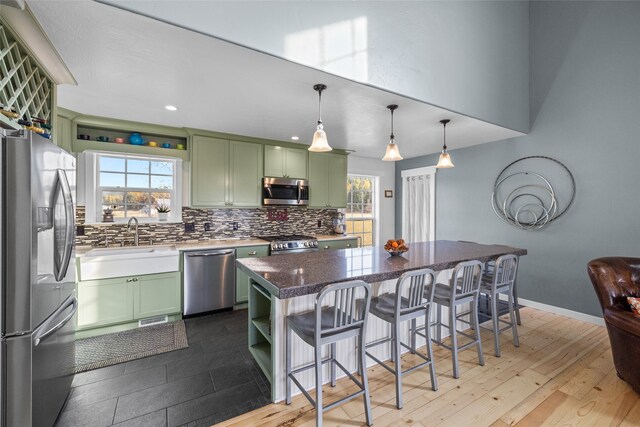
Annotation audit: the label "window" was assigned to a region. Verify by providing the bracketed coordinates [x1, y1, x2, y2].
[84, 152, 182, 223]
[346, 175, 375, 246]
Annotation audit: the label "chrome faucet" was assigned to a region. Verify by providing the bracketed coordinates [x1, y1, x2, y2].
[127, 217, 139, 246]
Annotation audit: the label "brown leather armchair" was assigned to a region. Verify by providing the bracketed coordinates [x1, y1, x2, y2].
[588, 257, 640, 394]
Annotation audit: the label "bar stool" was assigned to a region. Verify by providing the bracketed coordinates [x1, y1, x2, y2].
[479, 254, 520, 356]
[485, 255, 522, 325]
[360, 268, 438, 409]
[285, 280, 372, 427]
[430, 260, 484, 379]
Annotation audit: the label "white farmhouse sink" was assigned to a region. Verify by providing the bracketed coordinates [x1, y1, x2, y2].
[79, 245, 179, 281]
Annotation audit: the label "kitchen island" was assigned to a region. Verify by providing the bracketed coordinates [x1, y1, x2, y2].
[236, 240, 527, 402]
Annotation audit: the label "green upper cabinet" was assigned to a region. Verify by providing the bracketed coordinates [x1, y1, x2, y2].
[190, 135, 263, 208]
[191, 136, 229, 207]
[264, 145, 308, 179]
[54, 114, 73, 153]
[328, 154, 348, 208]
[230, 140, 263, 206]
[308, 152, 348, 208]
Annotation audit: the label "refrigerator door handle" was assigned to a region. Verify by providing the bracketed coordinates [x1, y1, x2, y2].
[33, 295, 77, 347]
[54, 169, 75, 282]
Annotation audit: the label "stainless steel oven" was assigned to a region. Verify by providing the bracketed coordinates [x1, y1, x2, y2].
[262, 177, 309, 206]
[257, 235, 319, 255]
[269, 247, 319, 255]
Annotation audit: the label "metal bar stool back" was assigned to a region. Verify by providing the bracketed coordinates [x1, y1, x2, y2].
[485, 252, 522, 325]
[480, 254, 520, 356]
[285, 280, 373, 427]
[432, 260, 485, 378]
[362, 268, 438, 409]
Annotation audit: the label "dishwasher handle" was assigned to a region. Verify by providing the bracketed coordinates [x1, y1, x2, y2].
[186, 250, 235, 257]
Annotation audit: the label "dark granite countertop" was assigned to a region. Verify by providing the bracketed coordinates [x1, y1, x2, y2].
[236, 240, 527, 299]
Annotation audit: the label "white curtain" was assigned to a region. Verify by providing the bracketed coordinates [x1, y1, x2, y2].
[404, 175, 430, 243]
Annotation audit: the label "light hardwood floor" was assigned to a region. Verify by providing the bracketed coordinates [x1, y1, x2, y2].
[218, 307, 640, 427]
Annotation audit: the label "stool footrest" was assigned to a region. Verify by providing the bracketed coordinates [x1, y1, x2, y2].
[457, 340, 481, 351]
[457, 330, 478, 342]
[288, 357, 366, 410]
[290, 356, 333, 375]
[431, 335, 479, 352]
[364, 336, 394, 350]
[323, 389, 365, 412]
[480, 321, 514, 333]
[402, 359, 433, 375]
[365, 351, 396, 375]
[289, 374, 316, 408]
[365, 338, 435, 377]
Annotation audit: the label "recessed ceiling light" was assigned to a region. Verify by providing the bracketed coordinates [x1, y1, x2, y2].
[165, 105, 178, 111]
[291, 136, 299, 141]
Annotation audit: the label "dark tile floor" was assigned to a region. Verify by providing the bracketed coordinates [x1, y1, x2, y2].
[55, 309, 271, 427]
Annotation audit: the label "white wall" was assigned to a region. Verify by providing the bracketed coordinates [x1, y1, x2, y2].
[347, 155, 395, 245]
[103, 0, 530, 133]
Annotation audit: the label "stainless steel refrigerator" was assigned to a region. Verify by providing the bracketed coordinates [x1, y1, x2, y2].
[1, 129, 77, 427]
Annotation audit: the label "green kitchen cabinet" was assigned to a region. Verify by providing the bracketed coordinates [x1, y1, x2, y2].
[77, 272, 181, 331]
[264, 145, 308, 179]
[319, 238, 358, 251]
[236, 245, 269, 303]
[133, 272, 182, 319]
[309, 152, 348, 208]
[77, 276, 134, 329]
[190, 136, 263, 208]
[230, 140, 263, 206]
[191, 136, 229, 207]
[54, 114, 73, 153]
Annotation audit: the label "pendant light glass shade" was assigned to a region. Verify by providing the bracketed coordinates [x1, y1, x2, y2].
[435, 119, 454, 168]
[309, 84, 332, 152]
[382, 140, 403, 161]
[436, 151, 454, 168]
[311, 123, 331, 152]
[381, 104, 403, 161]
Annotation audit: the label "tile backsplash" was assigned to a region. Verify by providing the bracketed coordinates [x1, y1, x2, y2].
[76, 206, 339, 247]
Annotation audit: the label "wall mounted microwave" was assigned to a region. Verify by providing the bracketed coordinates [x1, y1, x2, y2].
[262, 177, 309, 206]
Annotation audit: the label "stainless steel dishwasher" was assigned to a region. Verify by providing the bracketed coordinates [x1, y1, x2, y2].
[183, 249, 236, 316]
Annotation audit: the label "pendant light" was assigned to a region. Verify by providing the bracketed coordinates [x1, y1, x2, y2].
[435, 119, 454, 168]
[382, 104, 403, 161]
[308, 84, 332, 152]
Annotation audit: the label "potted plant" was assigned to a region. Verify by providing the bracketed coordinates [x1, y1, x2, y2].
[156, 204, 171, 221]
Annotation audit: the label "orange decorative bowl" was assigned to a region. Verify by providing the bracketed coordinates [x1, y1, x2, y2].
[384, 239, 409, 256]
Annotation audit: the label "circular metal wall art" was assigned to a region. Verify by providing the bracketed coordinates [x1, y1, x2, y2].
[491, 156, 575, 230]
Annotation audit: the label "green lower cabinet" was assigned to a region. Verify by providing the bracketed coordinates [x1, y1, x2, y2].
[235, 245, 269, 303]
[77, 276, 134, 329]
[319, 238, 358, 251]
[77, 272, 181, 331]
[133, 272, 182, 318]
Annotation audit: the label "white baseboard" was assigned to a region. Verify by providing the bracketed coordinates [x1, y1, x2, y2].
[498, 294, 605, 326]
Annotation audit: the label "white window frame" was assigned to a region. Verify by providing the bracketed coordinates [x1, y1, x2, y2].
[82, 151, 182, 224]
[346, 174, 377, 247]
[401, 166, 436, 241]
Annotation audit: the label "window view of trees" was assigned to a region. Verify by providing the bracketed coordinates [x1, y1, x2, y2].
[346, 175, 375, 246]
[98, 155, 175, 219]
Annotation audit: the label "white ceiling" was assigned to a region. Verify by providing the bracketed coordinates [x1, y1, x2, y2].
[28, 1, 523, 160]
